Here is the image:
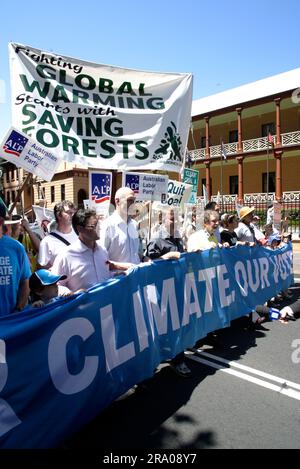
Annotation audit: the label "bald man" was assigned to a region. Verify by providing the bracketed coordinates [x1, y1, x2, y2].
[99, 187, 141, 264]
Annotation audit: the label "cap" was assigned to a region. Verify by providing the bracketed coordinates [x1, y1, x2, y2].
[29, 269, 67, 291]
[267, 234, 281, 245]
[239, 206, 255, 220]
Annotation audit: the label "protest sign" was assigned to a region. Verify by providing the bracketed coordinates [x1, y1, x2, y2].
[182, 168, 199, 204]
[122, 172, 168, 202]
[88, 170, 112, 216]
[9, 43, 193, 174]
[1, 127, 61, 181]
[153, 179, 193, 210]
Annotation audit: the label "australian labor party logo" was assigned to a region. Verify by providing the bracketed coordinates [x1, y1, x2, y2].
[3, 130, 28, 157]
[125, 174, 140, 194]
[91, 172, 111, 204]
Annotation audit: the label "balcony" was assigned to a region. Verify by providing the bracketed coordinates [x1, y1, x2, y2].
[196, 191, 300, 234]
[189, 131, 300, 162]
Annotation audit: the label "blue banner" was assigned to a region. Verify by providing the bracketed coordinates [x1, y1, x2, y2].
[0, 244, 293, 448]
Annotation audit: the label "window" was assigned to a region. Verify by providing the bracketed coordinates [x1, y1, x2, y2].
[51, 186, 55, 203]
[201, 136, 206, 148]
[6, 191, 10, 206]
[262, 123, 275, 137]
[11, 190, 15, 202]
[262, 172, 275, 193]
[6, 171, 9, 183]
[77, 189, 87, 207]
[229, 130, 238, 143]
[61, 184, 65, 201]
[229, 175, 238, 195]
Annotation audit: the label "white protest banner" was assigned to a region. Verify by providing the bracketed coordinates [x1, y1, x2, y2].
[9, 43, 193, 174]
[153, 179, 193, 209]
[0, 127, 62, 181]
[122, 172, 168, 202]
[88, 170, 112, 216]
[32, 204, 55, 237]
[32, 205, 54, 223]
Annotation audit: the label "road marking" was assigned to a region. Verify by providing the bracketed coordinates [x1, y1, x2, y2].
[185, 350, 300, 401]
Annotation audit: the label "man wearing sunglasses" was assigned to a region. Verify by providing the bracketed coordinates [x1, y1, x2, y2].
[52, 209, 132, 292]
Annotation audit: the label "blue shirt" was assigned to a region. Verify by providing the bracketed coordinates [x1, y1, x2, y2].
[0, 236, 31, 316]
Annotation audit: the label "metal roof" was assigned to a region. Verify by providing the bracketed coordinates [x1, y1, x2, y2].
[192, 68, 300, 117]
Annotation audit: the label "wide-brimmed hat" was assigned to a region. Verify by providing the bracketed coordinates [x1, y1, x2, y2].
[29, 269, 67, 291]
[239, 206, 255, 220]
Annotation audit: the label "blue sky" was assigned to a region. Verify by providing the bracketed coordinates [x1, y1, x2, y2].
[1, 0, 300, 138]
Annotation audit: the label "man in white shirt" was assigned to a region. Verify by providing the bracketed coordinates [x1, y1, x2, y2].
[235, 206, 257, 245]
[37, 201, 78, 269]
[204, 201, 221, 242]
[187, 210, 220, 252]
[100, 187, 141, 264]
[52, 209, 131, 292]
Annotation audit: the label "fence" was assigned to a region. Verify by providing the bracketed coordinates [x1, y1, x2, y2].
[200, 192, 300, 235]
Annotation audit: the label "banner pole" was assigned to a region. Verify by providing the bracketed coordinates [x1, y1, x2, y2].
[147, 201, 152, 243]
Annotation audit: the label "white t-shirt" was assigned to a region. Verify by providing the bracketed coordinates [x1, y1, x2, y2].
[187, 229, 218, 252]
[100, 211, 140, 264]
[52, 239, 112, 291]
[37, 229, 78, 267]
[235, 222, 256, 243]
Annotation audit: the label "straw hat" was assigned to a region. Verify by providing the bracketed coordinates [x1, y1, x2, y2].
[239, 206, 255, 220]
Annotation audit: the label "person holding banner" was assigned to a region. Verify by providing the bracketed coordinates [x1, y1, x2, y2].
[100, 187, 141, 265]
[204, 201, 221, 242]
[146, 208, 192, 377]
[187, 210, 220, 252]
[235, 206, 259, 246]
[0, 202, 31, 315]
[146, 208, 184, 261]
[52, 209, 132, 292]
[220, 214, 246, 247]
[37, 201, 78, 269]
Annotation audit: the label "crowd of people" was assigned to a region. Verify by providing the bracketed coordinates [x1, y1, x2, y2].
[0, 189, 298, 379]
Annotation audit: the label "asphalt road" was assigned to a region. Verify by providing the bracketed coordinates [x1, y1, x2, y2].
[58, 246, 300, 453]
[64, 281, 300, 451]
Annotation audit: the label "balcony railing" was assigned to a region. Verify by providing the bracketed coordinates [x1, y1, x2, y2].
[189, 131, 300, 161]
[196, 191, 300, 234]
